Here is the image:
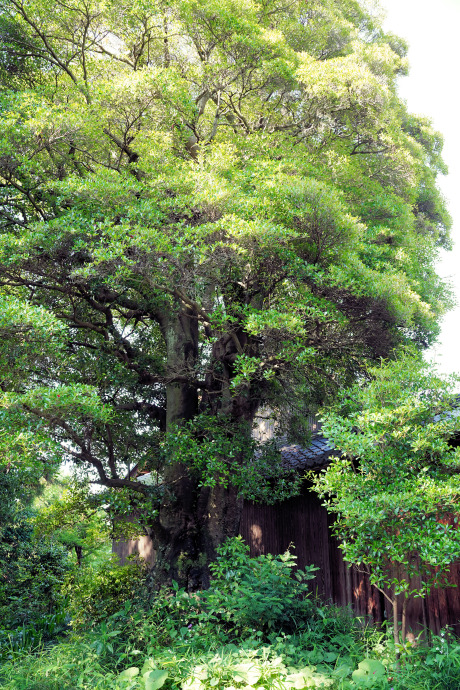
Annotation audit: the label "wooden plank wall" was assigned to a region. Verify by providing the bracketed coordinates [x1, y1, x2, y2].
[113, 482, 460, 635]
[240, 484, 460, 636]
[241, 490, 381, 619]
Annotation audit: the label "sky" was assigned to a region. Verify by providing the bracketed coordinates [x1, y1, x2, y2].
[381, 0, 460, 375]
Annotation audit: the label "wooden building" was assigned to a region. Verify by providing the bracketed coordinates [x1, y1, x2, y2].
[113, 432, 460, 636]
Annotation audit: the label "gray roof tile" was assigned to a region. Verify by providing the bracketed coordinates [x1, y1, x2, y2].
[280, 436, 339, 470]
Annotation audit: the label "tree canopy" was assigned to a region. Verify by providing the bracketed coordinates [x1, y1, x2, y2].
[0, 0, 452, 585]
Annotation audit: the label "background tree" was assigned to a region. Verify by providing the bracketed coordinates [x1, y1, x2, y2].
[0, 0, 452, 586]
[33, 478, 110, 567]
[311, 352, 460, 649]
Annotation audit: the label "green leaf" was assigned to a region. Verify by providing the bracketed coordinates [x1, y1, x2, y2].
[232, 663, 262, 686]
[141, 659, 156, 675]
[285, 672, 310, 689]
[332, 664, 353, 679]
[118, 666, 140, 681]
[144, 669, 168, 690]
[352, 659, 386, 687]
[182, 680, 205, 690]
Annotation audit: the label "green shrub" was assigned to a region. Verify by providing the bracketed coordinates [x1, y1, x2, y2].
[0, 610, 69, 662]
[201, 536, 318, 635]
[65, 555, 148, 629]
[388, 630, 460, 690]
[3, 537, 460, 690]
[0, 511, 71, 630]
[0, 620, 389, 690]
[4, 592, 460, 689]
[101, 537, 320, 655]
[0, 637, 120, 689]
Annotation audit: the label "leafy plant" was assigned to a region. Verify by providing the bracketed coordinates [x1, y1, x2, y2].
[33, 477, 110, 567]
[3, 570, 460, 690]
[351, 659, 387, 688]
[0, 510, 71, 631]
[202, 537, 318, 635]
[311, 351, 460, 648]
[65, 555, 148, 629]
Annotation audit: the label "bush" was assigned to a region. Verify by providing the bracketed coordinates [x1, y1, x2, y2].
[388, 630, 460, 690]
[65, 555, 148, 629]
[0, 607, 389, 690]
[0, 610, 69, 662]
[101, 537, 320, 654]
[202, 536, 318, 634]
[0, 511, 71, 630]
[3, 537, 460, 689]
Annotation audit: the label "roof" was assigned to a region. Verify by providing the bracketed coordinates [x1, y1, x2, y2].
[284, 398, 460, 472]
[280, 435, 339, 471]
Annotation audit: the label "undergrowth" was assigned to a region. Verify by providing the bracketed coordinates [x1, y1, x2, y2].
[1, 538, 459, 689]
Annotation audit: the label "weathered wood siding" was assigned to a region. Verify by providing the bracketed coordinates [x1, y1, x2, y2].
[113, 482, 460, 635]
[112, 534, 156, 566]
[241, 487, 382, 621]
[241, 483, 460, 635]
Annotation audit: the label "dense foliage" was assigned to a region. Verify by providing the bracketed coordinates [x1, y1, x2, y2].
[64, 555, 148, 629]
[0, 467, 72, 655]
[33, 478, 110, 566]
[0, 0, 452, 583]
[1, 538, 460, 689]
[311, 353, 460, 646]
[0, 507, 70, 630]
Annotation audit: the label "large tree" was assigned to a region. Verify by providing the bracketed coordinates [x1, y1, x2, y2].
[0, 0, 452, 586]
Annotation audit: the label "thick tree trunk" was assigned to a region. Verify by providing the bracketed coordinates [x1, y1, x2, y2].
[150, 478, 243, 590]
[162, 308, 199, 428]
[198, 482, 244, 587]
[149, 308, 244, 588]
[148, 309, 253, 590]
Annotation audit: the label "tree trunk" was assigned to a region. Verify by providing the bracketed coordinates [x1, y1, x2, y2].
[199, 482, 244, 587]
[74, 544, 83, 567]
[401, 597, 407, 644]
[150, 478, 243, 590]
[147, 308, 257, 590]
[149, 308, 245, 589]
[162, 308, 199, 428]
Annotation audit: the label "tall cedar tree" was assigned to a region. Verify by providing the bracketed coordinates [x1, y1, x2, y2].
[0, 0, 452, 587]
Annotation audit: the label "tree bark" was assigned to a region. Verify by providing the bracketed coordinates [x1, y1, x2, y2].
[74, 544, 83, 567]
[401, 597, 407, 644]
[162, 308, 198, 428]
[148, 308, 245, 589]
[149, 478, 243, 590]
[198, 482, 244, 587]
